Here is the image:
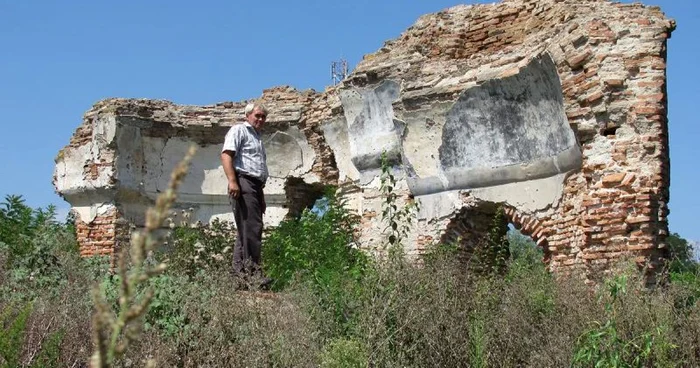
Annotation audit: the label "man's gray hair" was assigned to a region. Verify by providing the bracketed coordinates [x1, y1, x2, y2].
[244, 102, 268, 116]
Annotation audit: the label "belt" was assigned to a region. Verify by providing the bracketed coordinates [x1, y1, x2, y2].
[237, 172, 264, 186]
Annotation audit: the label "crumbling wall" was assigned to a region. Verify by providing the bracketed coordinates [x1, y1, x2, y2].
[55, 87, 330, 256]
[54, 0, 675, 283]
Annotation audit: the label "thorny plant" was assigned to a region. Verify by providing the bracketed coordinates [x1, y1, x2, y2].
[89, 145, 197, 368]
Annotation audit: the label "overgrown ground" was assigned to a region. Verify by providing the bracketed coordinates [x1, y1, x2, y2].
[2, 186, 700, 367]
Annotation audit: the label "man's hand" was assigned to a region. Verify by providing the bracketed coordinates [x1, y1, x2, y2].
[221, 151, 240, 199]
[228, 179, 241, 200]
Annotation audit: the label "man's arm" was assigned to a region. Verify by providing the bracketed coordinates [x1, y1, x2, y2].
[221, 150, 240, 199]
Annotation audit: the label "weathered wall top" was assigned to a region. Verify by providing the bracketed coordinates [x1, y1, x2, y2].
[54, 0, 675, 283]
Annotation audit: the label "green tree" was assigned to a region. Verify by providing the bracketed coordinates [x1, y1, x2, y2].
[667, 233, 697, 273]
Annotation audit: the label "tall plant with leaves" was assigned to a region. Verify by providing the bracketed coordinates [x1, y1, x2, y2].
[164, 218, 235, 277]
[572, 275, 674, 368]
[474, 206, 510, 275]
[379, 151, 419, 258]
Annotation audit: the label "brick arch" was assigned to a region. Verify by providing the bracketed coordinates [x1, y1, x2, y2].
[436, 200, 556, 268]
[503, 206, 552, 265]
[437, 200, 509, 266]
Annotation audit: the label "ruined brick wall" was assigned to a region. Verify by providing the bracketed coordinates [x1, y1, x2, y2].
[55, 0, 674, 283]
[546, 2, 671, 281]
[56, 86, 333, 256]
[75, 207, 120, 257]
[324, 0, 674, 282]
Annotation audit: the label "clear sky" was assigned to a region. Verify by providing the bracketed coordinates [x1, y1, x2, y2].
[1, 1, 698, 242]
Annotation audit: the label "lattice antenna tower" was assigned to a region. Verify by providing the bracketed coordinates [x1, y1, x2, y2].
[331, 59, 348, 85]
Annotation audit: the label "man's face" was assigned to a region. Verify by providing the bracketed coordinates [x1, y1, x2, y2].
[246, 107, 267, 130]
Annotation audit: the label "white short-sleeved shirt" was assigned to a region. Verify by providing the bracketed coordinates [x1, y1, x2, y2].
[222, 122, 268, 183]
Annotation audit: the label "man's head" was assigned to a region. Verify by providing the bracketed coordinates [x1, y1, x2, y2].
[245, 102, 268, 131]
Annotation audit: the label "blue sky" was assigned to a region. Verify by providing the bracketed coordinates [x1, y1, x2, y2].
[1, 1, 698, 242]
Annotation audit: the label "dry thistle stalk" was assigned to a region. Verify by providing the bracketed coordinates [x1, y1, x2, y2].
[90, 145, 197, 368]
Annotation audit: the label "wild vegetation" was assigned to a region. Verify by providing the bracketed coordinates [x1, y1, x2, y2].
[1, 157, 699, 367]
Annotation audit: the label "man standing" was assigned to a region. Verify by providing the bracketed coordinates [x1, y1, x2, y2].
[221, 102, 271, 289]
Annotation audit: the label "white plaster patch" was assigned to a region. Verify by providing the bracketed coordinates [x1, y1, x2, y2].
[202, 168, 228, 195]
[264, 177, 286, 197]
[340, 80, 402, 172]
[54, 143, 114, 193]
[400, 102, 453, 178]
[469, 173, 567, 212]
[54, 146, 89, 193]
[73, 202, 116, 223]
[141, 136, 167, 194]
[266, 130, 304, 178]
[115, 125, 144, 189]
[321, 116, 361, 181]
[93, 115, 117, 145]
[416, 191, 463, 221]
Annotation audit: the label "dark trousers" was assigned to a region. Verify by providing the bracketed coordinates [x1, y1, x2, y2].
[231, 175, 264, 276]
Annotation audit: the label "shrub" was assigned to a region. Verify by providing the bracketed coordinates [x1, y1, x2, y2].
[0, 195, 94, 366]
[3, 175, 700, 367]
[0, 195, 79, 302]
[143, 274, 192, 337]
[120, 274, 322, 368]
[162, 218, 235, 277]
[378, 151, 418, 255]
[263, 189, 366, 289]
[471, 206, 510, 275]
[90, 146, 196, 367]
[263, 188, 369, 335]
[667, 233, 700, 309]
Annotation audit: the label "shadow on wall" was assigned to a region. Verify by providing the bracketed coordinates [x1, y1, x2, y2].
[409, 54, 582, 195]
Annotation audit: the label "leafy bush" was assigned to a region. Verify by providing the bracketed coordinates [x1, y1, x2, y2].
[572, 274, 677, 368]
[667, 233, 698, 274]
[0, 303, 71, 368]
[0, 195, 80, 303]
[118, 273, 322, 368]
[263, 188, 370, 335]
[143, 274, 197, 337]
[378, 151, 418, 254]
[263, 189, 366, 290]
[666, 233, 700, 309]
[472, 206, 510, 275]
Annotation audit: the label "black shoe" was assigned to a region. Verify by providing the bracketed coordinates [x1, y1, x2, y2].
[232, 274, 250, 291]
[258, 277, 274, 290]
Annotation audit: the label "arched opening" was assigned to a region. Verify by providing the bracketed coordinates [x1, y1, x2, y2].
[438, 201, 510, 274]
[437, 202, 551, 273]
[507, 224, 546, 268]
[282, 177, 328, 219]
